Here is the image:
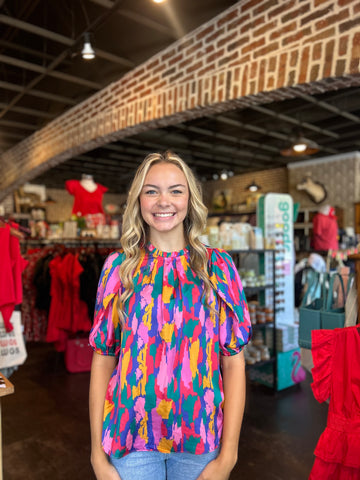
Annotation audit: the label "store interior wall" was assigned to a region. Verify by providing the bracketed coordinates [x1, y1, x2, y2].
[288, 152, 360, 228]
[203, 167, 288, 212]
[45, 188, 127, 224]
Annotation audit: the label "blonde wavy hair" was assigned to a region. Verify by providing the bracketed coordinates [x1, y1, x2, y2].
[118, 151, 213, 323]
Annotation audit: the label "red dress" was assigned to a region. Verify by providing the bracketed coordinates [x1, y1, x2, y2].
[310, 326, 360, 479]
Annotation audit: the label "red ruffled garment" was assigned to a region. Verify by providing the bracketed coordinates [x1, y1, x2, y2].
[0, 224, 28, 331]
[65, 180, 108, 215]
[310, 326, 360, 480]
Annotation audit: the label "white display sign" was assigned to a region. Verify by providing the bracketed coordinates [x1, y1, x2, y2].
[257, 193, 295, 325]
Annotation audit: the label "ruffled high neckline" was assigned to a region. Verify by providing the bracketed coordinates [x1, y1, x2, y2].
[146, 242, 189, 258]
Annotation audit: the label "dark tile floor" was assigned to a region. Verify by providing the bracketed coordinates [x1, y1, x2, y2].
[2, 343, 327, 480]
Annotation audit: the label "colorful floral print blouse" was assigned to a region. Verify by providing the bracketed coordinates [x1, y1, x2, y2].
[89, 243, 251, 458]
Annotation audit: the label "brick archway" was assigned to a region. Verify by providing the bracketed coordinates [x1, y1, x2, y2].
[1, 0, 360, 199]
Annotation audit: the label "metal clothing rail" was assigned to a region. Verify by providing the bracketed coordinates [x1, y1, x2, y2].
[21, 238, 120, 247]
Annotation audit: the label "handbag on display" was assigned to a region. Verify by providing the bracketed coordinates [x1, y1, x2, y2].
[298, 270, 326, 349]
[65, 337, 93, 373]
[320, 272, 346, 330]
[299, 271, 353, 349]
[0, 311, 27, 369]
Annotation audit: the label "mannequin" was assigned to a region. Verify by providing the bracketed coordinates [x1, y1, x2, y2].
[65, 175, 108, 216]
[80, 174, 98, 193]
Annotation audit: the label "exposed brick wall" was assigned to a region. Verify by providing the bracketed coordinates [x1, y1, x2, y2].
[203, 167, 288, 210]
[1, 0, 360, 199]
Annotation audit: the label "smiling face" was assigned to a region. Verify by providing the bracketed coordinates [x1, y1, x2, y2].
[139, 162, 189, 249]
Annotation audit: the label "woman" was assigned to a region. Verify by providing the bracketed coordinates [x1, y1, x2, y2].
[89, 151, 251, 480]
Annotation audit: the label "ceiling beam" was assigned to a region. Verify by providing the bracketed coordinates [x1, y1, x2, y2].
[136, 128, 273, 165]
[0, 54, 102, 89]
[0, 119, 37, 131]
[0, 131, 27, 140]
[295, 91, 360, 124]
[89, 0, 176, 38]
[0, 80, 77, 105]
[0, 13, 134, 68]
[211, 114, 339, 155]
[0, 1, 131, 121]
[0, 38, 64, 63]
[0, 102, 55, 119]
[107, 136, 263, 170]
[249, 104, 340, 138]
[174, 123, 279, 153]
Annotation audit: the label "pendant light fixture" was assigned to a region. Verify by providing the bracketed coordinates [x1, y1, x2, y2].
[280, 134, 319, 157]
[246, 180, 261, 192]
[81, 32, 95, 60]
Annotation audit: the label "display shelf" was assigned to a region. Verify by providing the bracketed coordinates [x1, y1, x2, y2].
[228, 248, 274, 254]
[208, 210, 256, 217]
[245, 357, 275, 370]
[244, 285, 274, 294]
[230, 248, 277, 390]
[252, 322, 274, 330]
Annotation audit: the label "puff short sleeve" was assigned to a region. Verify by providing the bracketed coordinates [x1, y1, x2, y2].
[208, 248, 252, 356]
[89, 251, 123, 356]
[311, 329, 334, 403]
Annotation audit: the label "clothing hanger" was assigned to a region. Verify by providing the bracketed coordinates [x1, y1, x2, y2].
[0, 218, 25, 239]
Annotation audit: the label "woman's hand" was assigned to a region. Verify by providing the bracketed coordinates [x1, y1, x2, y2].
[91, 453, 122, 480]
[196, 454, 237, 480]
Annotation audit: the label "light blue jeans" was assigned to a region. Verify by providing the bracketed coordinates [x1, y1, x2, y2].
[110, 448, 220, 480]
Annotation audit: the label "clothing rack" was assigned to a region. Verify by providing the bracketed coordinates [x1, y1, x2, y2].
[21, 238, 120, 247]
[0, 216, 31, 236]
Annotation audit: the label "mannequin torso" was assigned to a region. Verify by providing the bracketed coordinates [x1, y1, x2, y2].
[80, 175, 97, 193]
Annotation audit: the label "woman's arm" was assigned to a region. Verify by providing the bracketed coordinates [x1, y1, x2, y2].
[197, 350, 246, 480]
[89, 351, 120, 480]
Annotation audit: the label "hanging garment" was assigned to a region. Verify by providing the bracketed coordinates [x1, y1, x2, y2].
[46, 255, 68, 351]
[21, 248, 50, 342]
[0, 224, 28, 331]
[312, 211, 339, 251]
[310, 326, 360, 479]
[69, 253, 92, 333]
[79, 251, 104, 320]
[65, 179, 108, 215]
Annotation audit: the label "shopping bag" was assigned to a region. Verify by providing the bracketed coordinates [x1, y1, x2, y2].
[0, 311, 27, 369]
[321, 273, 346, 330]
[65, 337, 93, 373]
[298, 271, 326, 349]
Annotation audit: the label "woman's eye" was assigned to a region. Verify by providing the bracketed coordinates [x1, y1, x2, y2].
[171, 189, 183, 194]
[144, 189, 157, 195]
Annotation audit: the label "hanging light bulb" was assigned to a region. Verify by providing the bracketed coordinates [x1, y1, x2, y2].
[292, 138, 308, 153]
[281, 134, 319, 157]
[220, 171, 228, 181]
[153, 0, 166, 3]
[246, 180, 261, 192]
[81, 32, 95, 60]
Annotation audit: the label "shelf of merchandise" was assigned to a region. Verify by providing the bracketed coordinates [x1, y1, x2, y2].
[228, 248, 277, 389]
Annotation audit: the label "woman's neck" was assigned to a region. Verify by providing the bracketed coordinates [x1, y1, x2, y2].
[149, 233, 187, 253]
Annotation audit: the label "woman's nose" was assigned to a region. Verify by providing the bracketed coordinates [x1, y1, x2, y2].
[157, 192, 170, 205]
